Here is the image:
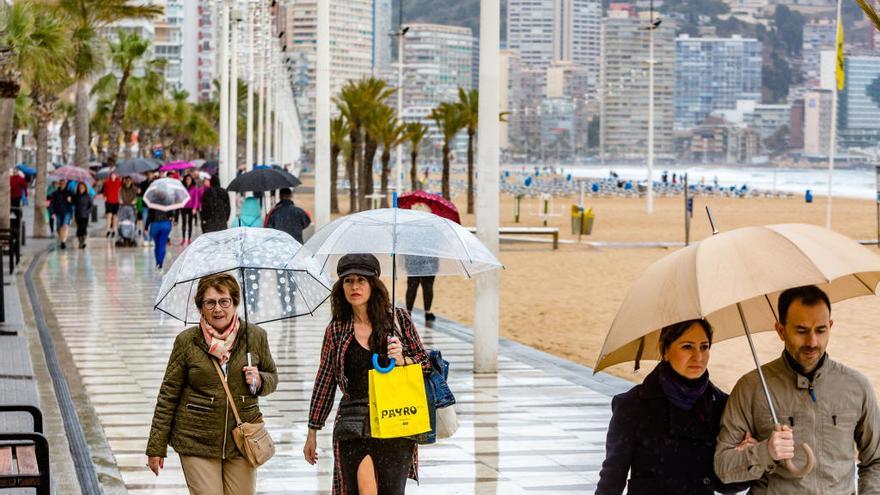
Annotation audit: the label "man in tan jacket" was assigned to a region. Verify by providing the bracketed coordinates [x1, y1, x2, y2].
[714, 285, 880, 494]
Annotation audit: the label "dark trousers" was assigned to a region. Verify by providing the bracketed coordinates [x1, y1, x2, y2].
[75, 217, 89, 239]
[339, 437, 414, 495]
[406, 276, 435, 312]
[180, 209, 194, 240]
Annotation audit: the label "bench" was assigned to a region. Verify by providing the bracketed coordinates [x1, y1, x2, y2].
[0, 405, 49, 494]
[465, 226, 559, 250]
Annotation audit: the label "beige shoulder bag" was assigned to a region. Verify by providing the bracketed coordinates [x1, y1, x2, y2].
[212, 360, 276, 467]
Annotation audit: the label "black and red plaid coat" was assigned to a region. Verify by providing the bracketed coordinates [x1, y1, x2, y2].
[308, 307, 430, 495]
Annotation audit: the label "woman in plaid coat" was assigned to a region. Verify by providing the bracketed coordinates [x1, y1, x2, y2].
[304, 253, 430, 494]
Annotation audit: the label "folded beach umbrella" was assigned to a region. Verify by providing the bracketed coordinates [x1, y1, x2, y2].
[595, 222, 880, 477]
[155, 227, 331, 325]
[143, 178, 190, 212]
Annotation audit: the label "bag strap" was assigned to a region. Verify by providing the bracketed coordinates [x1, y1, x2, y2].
[212, 359, 243, 426]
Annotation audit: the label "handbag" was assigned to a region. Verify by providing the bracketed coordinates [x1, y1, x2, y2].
[435, 405, 459, 439]
[212, 360, 276, 468]
[333, 398, 370, 441]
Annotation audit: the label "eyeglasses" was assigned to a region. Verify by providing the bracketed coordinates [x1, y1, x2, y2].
[202, 298, 233, 310]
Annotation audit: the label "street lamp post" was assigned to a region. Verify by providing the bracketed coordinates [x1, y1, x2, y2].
[314, 0, 332, 227]
[218, 1, 230, 187]
[246, 1, 255, 171]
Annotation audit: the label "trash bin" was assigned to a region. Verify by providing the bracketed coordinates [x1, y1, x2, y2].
[570, 206, 595, 235]
[805, 189, 813, 203]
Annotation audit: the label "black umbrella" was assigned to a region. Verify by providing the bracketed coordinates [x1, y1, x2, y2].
[117, 158, 159, 176]
[200, 160, 219, 175]
[227, 168, 302, 193]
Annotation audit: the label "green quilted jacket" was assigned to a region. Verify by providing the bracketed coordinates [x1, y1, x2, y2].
[146, 319, 278, 459]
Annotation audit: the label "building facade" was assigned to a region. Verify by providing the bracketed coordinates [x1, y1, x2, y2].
[803, 19, 836, 81]
[600, 7, 675, 159]
[838, 55, 880, 148]
[674, 35, 762, 130]
[508, 0, 601, 74]
[804, 89, 833, 156]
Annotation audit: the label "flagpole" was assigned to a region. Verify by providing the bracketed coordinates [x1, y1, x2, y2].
[827, 0, 843, 229]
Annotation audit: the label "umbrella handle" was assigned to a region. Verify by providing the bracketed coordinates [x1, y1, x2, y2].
[372, 353, 395, 374]
[775, 424, 816, 477]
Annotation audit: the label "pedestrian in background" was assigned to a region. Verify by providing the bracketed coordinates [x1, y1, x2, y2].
[73, 182, 93, 249]
[103, 171, 122, 239]
[146, 273, 278, 495]
[200, 175, 230, 233]
[49, 179, 73, 249]
[179, 174, 198, 245]
[264, 188, 310, 243]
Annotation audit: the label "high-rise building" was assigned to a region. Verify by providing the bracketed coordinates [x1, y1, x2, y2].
[152, 0, 185, 92]
[803, 19, 836, 81]
[194, 1, 215, 102]
[279, 0, 377, 144]
[674, 35, 762, 130]
[373, 0, 393, 73]
[508, 0, 601, 74]
[399, 24, 474, 153]
[804, 89, 833, 156]
[600, 7, 675, 159]
[839, 54, 880, 148]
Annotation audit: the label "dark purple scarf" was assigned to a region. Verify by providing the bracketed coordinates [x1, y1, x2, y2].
[657, 360, 709, 411]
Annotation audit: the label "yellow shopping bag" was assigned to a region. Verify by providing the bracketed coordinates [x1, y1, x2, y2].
[369, 362, 431, 439]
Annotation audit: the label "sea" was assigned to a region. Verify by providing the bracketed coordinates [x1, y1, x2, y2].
[553, 164, 878, 200]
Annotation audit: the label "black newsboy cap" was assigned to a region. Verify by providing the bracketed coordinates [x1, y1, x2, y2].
[337, 253, 381, 278]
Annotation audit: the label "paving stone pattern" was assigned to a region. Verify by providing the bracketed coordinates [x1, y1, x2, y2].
[40, 243, 627, 494]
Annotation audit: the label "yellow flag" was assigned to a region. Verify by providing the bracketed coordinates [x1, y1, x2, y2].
[836, 20, 845, 90]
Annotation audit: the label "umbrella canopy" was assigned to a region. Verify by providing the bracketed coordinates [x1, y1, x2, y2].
[398, 190, 461, 224]
[160, 160, 194, 171]
[49, 165, 94, 184]
[596, 223, 880, 372]
[294, 208, 502, 279]
[191, 159, 206, 168]
[228, 168, 302, 193]
[143, 178, 190, 212]
[96, 167, 112, 179]
[200, 160, 219, 175]
[15, 163, 36, 177]
[155, 227, 331, 324]
[117, 158, 159, 176]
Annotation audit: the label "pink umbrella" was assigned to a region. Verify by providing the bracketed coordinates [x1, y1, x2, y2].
[159, 160, 194, 172]
[49, 165, 94, 184]
[397, 190, 461, 224]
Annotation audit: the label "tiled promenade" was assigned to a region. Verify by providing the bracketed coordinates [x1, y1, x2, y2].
[36, 240, 632, 494]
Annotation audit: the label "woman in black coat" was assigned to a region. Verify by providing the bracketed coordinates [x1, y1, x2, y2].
[200, 175, 230, 233]
[596, 319, 752, 495]
[72, 182, 93, 249]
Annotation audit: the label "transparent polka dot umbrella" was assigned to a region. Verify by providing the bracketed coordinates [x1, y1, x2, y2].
[154, 227, 332, 325]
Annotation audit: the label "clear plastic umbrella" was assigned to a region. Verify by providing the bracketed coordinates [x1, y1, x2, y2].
[294, 208, 503, 314]
[295, 208, 503, 278]
[144, 178, 190, 212]
[155, 227, 332, 325]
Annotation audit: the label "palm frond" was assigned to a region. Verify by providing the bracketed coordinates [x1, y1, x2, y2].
[856, 0, 880, 31]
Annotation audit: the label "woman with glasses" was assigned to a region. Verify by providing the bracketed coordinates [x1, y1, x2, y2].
[146, 273, 278, 495]
[304, 253, 430, 495]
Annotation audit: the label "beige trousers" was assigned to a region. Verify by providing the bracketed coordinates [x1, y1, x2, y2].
[179, 454, 256, 495]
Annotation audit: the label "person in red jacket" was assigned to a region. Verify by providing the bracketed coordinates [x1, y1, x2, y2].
[9, 169, 27, 210]
[102, 172, 122, 238]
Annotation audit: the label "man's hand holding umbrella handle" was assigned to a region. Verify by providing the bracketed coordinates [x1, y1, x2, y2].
[769, 424, 816, 477]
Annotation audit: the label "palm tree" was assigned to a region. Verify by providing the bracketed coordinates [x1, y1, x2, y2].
[0, 1, 72, 231]
[329, 115, 348, 213]
[404, 122, 428, 191]
[58, 0, 162, 168]
[24, 11, 72, 238]
[57, 100, 75, 163]
[457, 88, 478, 214]
[97, 29, 151, 167]
[125, 65, 165, 158]
[369, 107, 406, 208]
[430, 102, 465, 200]
[857, 0, 880, 31]
[335, 76, 396, 211]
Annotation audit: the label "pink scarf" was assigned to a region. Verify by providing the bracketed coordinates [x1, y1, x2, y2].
[200, 316, 240, 365]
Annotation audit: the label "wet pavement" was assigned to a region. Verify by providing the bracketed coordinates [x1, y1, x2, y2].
[36, 239, 631, 494]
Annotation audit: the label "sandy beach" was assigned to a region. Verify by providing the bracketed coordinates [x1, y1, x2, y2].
[295, 173, 880, 396]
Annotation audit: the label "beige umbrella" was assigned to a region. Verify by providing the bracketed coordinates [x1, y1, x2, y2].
[595, 222, 880, 476]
